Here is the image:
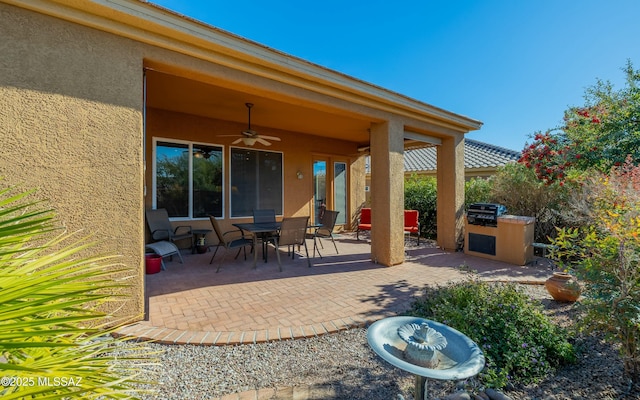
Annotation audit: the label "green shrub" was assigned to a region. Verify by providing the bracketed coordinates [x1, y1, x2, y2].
[404, 175, 494, 240]
[407, 279, 575, 388]
[404, 174, 438, 238]
[464, 177, 494, 209]
[490, 163, 571, 242]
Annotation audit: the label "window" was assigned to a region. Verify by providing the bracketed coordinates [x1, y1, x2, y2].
[230, 148, 283, 217]
[154, 139, 223, 218]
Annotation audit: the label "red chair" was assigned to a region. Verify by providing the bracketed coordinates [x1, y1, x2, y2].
[356, 208, 371, 240]
[404, 210, 420, 245]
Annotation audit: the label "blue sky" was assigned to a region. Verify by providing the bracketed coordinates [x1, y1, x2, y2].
[151, 1, 640, 152]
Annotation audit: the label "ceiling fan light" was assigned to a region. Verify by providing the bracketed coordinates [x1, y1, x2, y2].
[193, 151, 203, 158]
[242, 137, 257, 146]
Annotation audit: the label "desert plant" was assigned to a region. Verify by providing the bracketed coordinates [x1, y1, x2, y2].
[549, 158, 640, 384]
[0, 184, 156, 399]
[408, 278, 575, 389]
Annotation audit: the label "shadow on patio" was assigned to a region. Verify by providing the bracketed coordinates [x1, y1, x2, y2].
[117, 232, 551, 346]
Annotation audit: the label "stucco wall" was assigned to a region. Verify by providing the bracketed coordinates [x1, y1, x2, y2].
[0, 4, 145, 319]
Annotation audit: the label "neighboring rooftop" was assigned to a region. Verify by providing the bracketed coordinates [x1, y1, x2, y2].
[365, 139, 521, 174]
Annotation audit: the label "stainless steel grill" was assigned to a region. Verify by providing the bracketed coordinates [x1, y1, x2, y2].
[466, 203, 507, 226]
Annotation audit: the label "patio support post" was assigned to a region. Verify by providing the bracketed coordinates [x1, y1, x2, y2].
[436, 135, 465, 251]
[369, 119, 405, 266]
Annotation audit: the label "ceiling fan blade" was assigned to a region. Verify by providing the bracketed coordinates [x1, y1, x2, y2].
[257, 135, 281, 141]
[232, 138, 243, 144]
[255, 138, 271, 146]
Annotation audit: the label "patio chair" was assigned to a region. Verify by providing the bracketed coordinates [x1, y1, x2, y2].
[356, 207, 371, 240]
[253, 209, 277, 262]
[312, 210, 339, 258]
[270, 216, 311, 270]
[404, 209, 421, 245]
[145, 208, 193, 249]
[208, 216, 253, 273]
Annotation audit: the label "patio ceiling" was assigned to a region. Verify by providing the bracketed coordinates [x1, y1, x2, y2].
[145, 69, 375, 145]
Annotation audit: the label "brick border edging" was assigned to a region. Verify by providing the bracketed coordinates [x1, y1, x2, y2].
[113, 315, 374, 346]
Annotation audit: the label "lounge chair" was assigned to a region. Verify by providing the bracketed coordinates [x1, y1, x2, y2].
[145, 208, 193, 249]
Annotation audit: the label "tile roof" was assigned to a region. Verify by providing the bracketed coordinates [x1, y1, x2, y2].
[366, 139, 521, 173]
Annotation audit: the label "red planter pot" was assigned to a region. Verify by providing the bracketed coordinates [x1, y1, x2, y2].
[145, 254, 162, 274]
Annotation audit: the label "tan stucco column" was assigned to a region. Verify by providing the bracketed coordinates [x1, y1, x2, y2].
[436, 135, 465, 250]
[369, 120, 405, 266]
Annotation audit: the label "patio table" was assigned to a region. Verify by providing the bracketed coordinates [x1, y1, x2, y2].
[233, 222, 281, 269]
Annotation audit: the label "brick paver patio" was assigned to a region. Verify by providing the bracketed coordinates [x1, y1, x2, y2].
[117, 233, 550, 346]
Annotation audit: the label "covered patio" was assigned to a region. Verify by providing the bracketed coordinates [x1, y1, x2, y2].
[118, 234, 550, 345]
[3, 0, 481, 322]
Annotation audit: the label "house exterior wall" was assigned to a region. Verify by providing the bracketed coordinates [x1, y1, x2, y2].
[0, 3, 145, 319]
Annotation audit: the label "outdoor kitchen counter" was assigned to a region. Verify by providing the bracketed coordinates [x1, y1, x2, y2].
[464, 215, 535, 266]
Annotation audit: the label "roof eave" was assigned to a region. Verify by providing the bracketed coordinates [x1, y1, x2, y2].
[6, 0, 482, 133]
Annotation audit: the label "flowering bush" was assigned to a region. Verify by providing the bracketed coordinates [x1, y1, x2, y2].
[520, 61, 640, 185]
[408, 278, 575, 389]
[549, 158, 640, 384]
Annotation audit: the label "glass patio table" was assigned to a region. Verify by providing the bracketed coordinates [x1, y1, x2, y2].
[233, 222, 281, 268]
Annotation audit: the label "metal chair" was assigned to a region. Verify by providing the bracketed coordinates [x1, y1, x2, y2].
[270, 216, 312, 270]
[208, 216, 253, 273]
[253, 209, 277, 262]
[145, 208, 193, 249]
[312, 210, 339, 258]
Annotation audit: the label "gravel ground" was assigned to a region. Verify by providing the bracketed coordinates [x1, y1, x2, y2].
[131, 285, 640, 400]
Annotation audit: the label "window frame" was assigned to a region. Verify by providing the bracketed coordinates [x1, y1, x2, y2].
[152, 137, 225, 221]
[229, 146, 284, 218]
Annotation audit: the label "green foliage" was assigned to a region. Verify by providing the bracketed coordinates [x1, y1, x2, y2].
[464, 177, 494, 209]
[404, 174, 438, 238]
[0, 184, 156, 399]
[489, 163, 570, 242]
[549, 159, 640, 383]
[408, 279, 575, 389]
[404, 175, 495, 239]
[520, 60, 640, 184]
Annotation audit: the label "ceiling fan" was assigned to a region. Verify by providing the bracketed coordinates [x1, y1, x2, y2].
[231, 103, 281, 146]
